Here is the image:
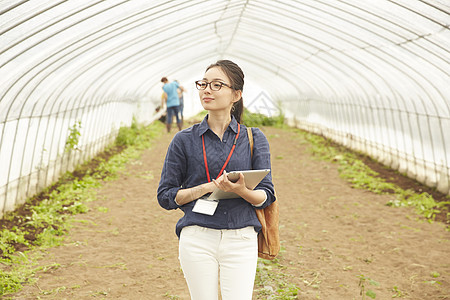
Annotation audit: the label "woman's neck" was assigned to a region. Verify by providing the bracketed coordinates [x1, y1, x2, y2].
[207, 111, 231, 140]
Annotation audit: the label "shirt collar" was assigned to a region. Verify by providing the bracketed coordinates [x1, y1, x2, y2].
[198, 115, 239, 136]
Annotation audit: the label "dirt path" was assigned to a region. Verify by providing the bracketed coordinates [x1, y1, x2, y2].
[10, 126, 449, 299]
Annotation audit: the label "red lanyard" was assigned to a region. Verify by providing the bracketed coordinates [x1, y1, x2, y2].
[202, 124, 241, 182]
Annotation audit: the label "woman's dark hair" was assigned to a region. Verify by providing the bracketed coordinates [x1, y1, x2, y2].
[206, 60, 244, 123]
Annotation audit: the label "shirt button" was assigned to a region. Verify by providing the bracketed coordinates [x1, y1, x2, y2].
[223, 139, 227, 143]
[224, 211, 227, 215]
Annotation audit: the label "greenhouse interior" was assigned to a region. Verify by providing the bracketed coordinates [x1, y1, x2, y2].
[0, 0, 449, 299]
[1, 0, 449, 215]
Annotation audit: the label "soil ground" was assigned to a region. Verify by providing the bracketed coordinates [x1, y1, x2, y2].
[7, 124, 450, 299]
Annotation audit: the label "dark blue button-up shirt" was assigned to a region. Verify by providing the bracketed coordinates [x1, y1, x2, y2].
[157, 115, 276, 237]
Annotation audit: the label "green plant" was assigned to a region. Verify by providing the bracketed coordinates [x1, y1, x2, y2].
[163, 292, 180, 299]
[65, 121, 82, 152]
[386, 190, 447, 221]
[0, 269, 26, 296]
[116, 122, 138, 147]
[391, 285, 407, 298]
[115, 117, 164, 150]
[255, 257, 301, 299]
[243, 109, 285, 128]
[0, 251, 37, 296]
[0, 230, 28, 256]
[358, 275, 379, 299]
[430, 271, 440, 278]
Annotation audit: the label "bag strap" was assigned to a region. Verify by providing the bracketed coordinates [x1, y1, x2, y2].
[247, 127, 253, 159]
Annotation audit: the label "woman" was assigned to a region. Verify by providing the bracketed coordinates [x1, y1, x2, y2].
[157, 60, 276, 300]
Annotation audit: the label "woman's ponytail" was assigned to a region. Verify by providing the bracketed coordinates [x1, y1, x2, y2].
[231, 98, 244, 123]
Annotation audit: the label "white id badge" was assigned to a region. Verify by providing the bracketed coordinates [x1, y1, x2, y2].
[192, 197, 219, 215]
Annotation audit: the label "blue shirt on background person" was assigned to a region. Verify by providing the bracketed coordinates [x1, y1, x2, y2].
[163, 81, 180, 108]
[157, 115, 276, 237]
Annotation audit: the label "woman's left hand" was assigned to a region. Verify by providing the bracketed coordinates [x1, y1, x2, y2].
[213, 170, 247, 195]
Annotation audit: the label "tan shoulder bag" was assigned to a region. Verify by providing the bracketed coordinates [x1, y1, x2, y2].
[247, 127, 280, 260]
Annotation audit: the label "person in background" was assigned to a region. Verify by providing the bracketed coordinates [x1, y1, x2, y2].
[157, 60, 276, 299]
[161, 77, 184, 132]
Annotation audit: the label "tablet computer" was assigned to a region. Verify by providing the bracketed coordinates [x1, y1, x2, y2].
[207, 169, 270, 200]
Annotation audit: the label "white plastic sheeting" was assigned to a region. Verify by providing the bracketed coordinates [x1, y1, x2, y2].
[0, 0, 449, 215]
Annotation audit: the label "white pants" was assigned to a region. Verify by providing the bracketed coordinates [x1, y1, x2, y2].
[179, 225, 258, 300]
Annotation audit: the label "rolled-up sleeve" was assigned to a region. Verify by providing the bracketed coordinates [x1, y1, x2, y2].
[251, 127, 276, 209]
[157, 133, 186, 210]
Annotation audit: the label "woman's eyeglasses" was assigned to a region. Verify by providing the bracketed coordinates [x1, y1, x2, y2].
[195, 80, 233, 91]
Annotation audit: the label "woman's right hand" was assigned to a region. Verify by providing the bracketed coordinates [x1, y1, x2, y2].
[175, 181, 216, 206]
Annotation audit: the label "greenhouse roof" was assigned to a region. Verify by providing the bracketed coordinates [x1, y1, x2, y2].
[1, 0, 449, 115]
